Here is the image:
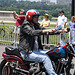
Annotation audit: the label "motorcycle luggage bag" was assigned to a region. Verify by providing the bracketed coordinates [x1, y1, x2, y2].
[5, 47, 21, 58]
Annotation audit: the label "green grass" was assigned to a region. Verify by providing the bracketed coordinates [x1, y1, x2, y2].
[0, 41, 12, 43]
[0, 22, 16, 26]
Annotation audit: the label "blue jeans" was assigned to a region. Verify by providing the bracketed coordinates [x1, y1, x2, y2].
[20, 49, 57, 75]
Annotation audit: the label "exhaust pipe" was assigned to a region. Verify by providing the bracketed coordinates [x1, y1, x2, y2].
[15, 67, 30, 74]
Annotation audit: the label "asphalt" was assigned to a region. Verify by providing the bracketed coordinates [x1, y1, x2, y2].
[0, 45, 75, 74]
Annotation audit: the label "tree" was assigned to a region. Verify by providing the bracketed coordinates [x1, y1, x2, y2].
[0, 0, 71, 19]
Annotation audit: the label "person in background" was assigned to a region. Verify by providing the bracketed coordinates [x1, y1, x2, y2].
[40, 14, 50, 43]
[13, 9, 25, 45]
[56, 10, 67, 29]
[56, 10, 67, 41]
[69, 16, 75, 42]
[69, 16, 75, 28]
[41, 14, 50, 27]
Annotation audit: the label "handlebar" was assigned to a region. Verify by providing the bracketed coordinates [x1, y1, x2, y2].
[45, 28, 70, 35]
[46, 31, 54, 35]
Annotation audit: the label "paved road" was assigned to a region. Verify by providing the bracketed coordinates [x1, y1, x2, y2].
[0, 45, 7, 62]
[0, 45, 75, 74]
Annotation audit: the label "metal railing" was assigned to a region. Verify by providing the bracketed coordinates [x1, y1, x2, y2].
[41, 33, 60, 46]
[0, 24, 70, 47]
[0, 24, 15, 43]
[41, 27, 60, 46]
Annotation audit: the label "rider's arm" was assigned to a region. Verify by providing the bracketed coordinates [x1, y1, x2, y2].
[42, 29, 53, 33]
[22, 24, 53, 36]
[56, 28, 70, 34]
[22, 24, 43, 36]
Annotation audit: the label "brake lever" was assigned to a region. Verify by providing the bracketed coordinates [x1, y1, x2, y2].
[51, 30, 55, 34]
[49, 31, 54, 35]
[46, 32, 49, 35]
[46, 31, 54, 35]
[67, 28, 70, 32]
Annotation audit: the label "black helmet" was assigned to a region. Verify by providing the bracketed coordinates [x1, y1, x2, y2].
[60, 10, 64, 14]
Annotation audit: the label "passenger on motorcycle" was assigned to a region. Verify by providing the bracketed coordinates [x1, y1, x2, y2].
[18, 9, 57, 75]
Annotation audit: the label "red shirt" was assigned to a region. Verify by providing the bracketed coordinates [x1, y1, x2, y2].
[16, 15, 25, 26]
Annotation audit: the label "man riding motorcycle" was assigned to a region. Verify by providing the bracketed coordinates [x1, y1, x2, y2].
[18, 9, 57, 75]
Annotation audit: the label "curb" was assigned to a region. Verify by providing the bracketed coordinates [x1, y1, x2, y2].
[0, 43, 12, 46]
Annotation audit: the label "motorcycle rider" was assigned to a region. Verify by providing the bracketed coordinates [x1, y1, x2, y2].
[18, 9, 57, 75]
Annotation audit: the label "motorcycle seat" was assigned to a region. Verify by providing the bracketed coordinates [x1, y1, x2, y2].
[5, 47, 36, 64]
[5, 46, 21, 58]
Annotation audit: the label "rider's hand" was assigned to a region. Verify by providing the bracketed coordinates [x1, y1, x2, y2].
[48, 29, 53, 33]
[42, 29, 49, 33]
[42, 29, 56, 33]
[51, 29, 56, 32]
[64, 28, 70, 33]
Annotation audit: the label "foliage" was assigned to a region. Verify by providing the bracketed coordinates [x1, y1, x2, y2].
[0, 0, 71, 19]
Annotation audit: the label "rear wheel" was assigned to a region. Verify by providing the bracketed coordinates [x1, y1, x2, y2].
[0, 59, 19, 75]
[0, 59, 30, 75]
[0, 59, 11, 75]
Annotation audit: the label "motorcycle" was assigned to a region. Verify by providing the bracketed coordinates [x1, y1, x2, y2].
[0, 28, 75, 75]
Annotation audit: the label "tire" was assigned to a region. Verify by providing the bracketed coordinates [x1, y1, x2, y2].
[0, 59, 8, 75]
[0, 59, 29, 75]
[0, 59, 15, 75]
